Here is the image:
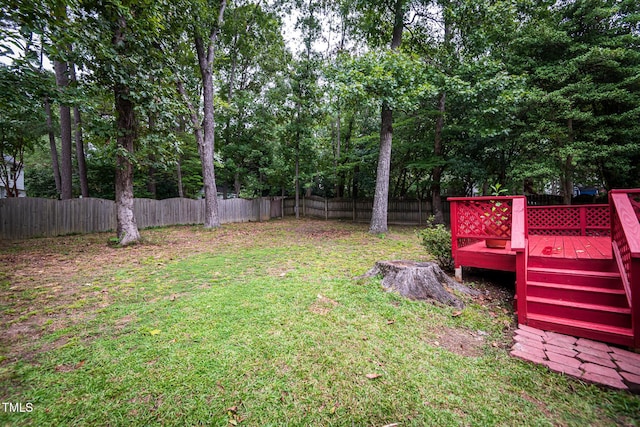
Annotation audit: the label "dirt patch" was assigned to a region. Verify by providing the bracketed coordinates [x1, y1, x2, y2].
[308, 294, 339, 315]
[433, 326, 487, 357]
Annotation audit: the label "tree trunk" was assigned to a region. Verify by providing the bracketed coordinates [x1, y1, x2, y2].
[193, 1, 226, 229]
[176, 156, 184, 198]
[295, 139, 300, 219]
[44, 98, 61, 196]
[146, 114, 157, 199]
[369, 0, 405, 234]
[370, 105, 393, 233]
[112, 15, 140, 246]
[432, 91, 446, 224]
[114, 83, 141, 245]
[358, 260, 479, 308]
[70, 63, 89, 198]
[561, 118, 574, 205]
[54, 60, 73, 200]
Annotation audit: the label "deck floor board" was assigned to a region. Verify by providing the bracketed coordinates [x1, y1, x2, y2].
[458, 235, 612, 269]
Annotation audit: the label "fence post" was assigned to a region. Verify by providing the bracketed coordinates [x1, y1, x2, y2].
[352, 198, 356, 222]
[325, 197, 328, 220]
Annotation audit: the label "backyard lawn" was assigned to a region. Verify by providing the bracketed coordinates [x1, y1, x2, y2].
[1, 218, 639, 426]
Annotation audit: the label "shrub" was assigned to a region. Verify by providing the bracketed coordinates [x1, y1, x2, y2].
[418, 220, 454, 271]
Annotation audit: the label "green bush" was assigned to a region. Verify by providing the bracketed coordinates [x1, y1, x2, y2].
[418, 220, 454, 271]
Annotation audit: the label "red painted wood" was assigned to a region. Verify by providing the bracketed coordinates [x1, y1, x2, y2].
[450, 200, 460, 268]
[526, 314, 634, 348]
[516, 240, 528, 325]
[527, 297, 631, 328]
[611, 191, 640, 256]
[587, 236, 612, 258]
[563, 235, 578, 260]
[632, 259, 640, 348]
[511, 198, 526, 251]
[456, 241, 517, 272]
[527, 267, 622, 288]
[527, 281, 628, 306]
[450, 193, 640, 348]
[528, 256, 616, 272]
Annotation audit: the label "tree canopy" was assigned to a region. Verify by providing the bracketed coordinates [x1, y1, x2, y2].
[2, 0, 639, 233]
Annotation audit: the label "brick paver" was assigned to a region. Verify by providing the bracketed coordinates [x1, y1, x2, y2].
[510, 325, 639, 393]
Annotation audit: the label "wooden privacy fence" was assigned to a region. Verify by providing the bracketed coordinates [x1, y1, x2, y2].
[282, 196, 446, 225]
[0, 197, 271, 240]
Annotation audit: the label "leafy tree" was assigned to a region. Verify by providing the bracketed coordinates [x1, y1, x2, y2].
[508, 0, 640, 199]
[0, 64, 48, 197]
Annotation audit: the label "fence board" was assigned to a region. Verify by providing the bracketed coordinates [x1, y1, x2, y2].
[279, 197, 440, 225]
[1, 197, 271, 240]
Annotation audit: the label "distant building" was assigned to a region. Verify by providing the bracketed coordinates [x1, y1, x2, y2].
[0, 155, 26, 198]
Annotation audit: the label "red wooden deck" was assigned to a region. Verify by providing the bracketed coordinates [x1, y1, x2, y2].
[457, 235, 613, 271]
[529, 235, 612, 260]
[449, 192, 640, 349]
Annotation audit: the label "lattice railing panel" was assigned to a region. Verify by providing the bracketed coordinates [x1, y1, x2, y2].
[528, 205, 610, 236]
[456, 199, 513, 239]
[611, 202, 632, 292]
[529, 207, 579, 228]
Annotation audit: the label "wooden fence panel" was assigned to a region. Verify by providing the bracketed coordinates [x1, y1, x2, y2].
[1, 197, 271, 239]
[279, 197, 439, 225]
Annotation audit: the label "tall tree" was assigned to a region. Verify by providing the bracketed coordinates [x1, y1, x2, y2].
[50, 3, 74, 199]
[369, 0, 406, 233]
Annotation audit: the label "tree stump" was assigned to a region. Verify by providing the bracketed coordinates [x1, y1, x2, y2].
[358, 261, 479, 309]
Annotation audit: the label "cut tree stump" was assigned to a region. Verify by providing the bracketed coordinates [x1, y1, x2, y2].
[358, 260, 479, 309]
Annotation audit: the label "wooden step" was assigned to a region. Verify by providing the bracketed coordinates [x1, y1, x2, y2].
[528, 256, 617, 272]
[527, 267, 622, 288]
[526, 313, 634, 347]
[526, 296, 632, 328]
[527, 281, 629, 307]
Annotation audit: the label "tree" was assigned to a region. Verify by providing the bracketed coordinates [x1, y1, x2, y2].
[0, 64, 47, 197]
[369, 0, 407, 234]
[507, 0, 640, 197]
[75, 0, 171, 244]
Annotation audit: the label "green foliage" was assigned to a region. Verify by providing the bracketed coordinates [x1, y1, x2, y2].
[418, 218, 454, 271]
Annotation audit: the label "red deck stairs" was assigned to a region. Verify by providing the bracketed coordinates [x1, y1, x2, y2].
[525, 256, 634, 347]
[450, 190, 640, 350]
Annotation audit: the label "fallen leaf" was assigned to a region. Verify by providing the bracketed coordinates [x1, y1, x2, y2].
[386, 319, 395, 325]
[149, 329, 161, 336]
[365, 373, 382, 380]
[452, 310, 462, 317]
[492, 342, 499, 348]
[382, 424, 400, 427]
[226, 406, 238, 413]
[434, 341, 440, 346]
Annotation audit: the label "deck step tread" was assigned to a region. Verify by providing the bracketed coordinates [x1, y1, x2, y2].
[526, 313, 634, 338]
[526, 296, 631, 314]
[526, 313, 634, 339]
[526, 281, 627, 295]
[527, 267, 621, 278]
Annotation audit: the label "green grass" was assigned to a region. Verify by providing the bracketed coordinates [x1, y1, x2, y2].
[0, 219, 638, 426]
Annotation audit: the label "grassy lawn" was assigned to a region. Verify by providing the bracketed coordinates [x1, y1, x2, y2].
[1, 218, 639, 426]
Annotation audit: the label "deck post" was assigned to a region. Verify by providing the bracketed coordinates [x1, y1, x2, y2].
[511, 198, 528, 324]
[450, 200, 461, 281]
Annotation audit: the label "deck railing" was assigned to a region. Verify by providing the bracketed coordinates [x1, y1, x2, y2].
[527, 204, 610, 236]
[449, 196, 523, 246]
[609, 190, 640, 347]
